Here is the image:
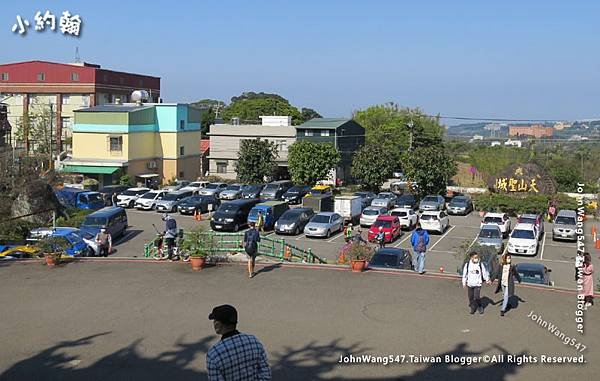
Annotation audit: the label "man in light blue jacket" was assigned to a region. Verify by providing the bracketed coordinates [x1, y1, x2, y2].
[410, 223, 430, 274]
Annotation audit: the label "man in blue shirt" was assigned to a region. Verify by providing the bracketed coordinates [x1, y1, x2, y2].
[411, 222, 430, 274]
[243, 222, 261, 278]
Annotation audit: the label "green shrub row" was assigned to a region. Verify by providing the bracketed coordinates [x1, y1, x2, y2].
[472, 193, 578, 217]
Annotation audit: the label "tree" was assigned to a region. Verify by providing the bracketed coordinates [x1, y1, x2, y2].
[221, 97, 303, 125]
[400, 146, 457, 197]
[190, 99, 226, 135]
[235, 138, 279, 183]
[351, 144, 397, 191]
[301, 107, 322, 122]
[14, 106, 54, 156]
[288, 140, 340, 186]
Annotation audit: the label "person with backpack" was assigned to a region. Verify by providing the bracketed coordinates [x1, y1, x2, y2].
[95, 226, 112, 257]
[243, 222, 261, 278]
[410, 223, 430, 274]
[462, 252, 491, 315]
[162, 213, 178, 261]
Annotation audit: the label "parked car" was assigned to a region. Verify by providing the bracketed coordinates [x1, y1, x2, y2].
[55, 187, 105, 210]
[219, 183, 248, 200]
[309, 185, 333, 197]
[210, 199, 261, 232]
[447, 195, 473, 215]
[367, 215, 402, 243]
[98, 185, 129, 205]
[353, 191, 376, 209]
[394, 194, 418, 210]
[199, 182, 228, 197]
[507, 223, 539, 256]
[481, 212, 512, 238]
[518, 213, 545, 240]
[29, 227, 99, 256]
[359, 206, 389, 227]
[282, 185, 311, 205]
[116, 187, 150, 208]
[515, 263, 553, 286]
[260, 180, 293, 200]
[247, 201, 290, 231]
[162, 180, 191, 192]
[476, 224, 504, 254]
[304, 212, 344, 238]
[419, 210, 449, 234]
[459, 245, 500, 279]
[80, 207, 128, 238]
[368, 248, 413, 270]
[178, 195, 220, 215]
[241, 184, 265, 199]
[134, 190, 168, 210]
[180, 181, 209, 193]
[155, 190, 194, 213]
[552, 210, 577, 242]
[377, 192, 397, 206]
[275, 208, 315, 235]
[389, 207, 418, 229]
[371, 197, 395, 209]
[28, 228, 89, 257]
[419, 195, 446, 211]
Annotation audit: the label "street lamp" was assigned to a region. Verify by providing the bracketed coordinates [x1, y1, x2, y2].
[407, 120, 414, 151]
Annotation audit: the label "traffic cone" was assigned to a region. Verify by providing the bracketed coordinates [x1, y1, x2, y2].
[284, 246, 291, 260]
[197, 210, 202, 221]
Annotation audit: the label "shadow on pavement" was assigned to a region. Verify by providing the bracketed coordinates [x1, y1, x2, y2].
[255, 263, 282, 276]
[0, 334, 526, 381]
[113, 229, 143, 246]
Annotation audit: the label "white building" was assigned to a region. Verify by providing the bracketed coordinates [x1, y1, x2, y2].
[504, 139, 522, 148]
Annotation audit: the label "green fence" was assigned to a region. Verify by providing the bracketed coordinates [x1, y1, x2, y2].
[144, 232, 326, 264]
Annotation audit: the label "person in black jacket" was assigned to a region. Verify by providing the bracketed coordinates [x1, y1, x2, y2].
[495, 253, 521, 316]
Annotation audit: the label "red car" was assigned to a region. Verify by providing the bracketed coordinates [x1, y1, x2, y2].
[368, 215, 402, 243]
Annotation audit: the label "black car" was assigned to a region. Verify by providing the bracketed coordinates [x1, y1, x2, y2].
[282, 186, 311, 205]
[210, 199, 261, 232]
[275, 208, 315, 235]
[395, 194, 418, 210]
[447, 195, 473, 215]
[242, 184, 265, 199]
[98, 185, 129, 205]
[368, 248, 413, 270]
[515, 263, 553, 286]
[178, 195, 220, 215]
[353, 191, 377, 209]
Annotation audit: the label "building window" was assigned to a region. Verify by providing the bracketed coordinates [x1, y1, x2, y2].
[321, 130, 330, 137]
[179, 171, 184, 179]
[276, 139, 287, 151]
[179, 120, 185, 130]
[37, 73, 45, 81]
[61, 117, 71, 129]
[82, 95, 90, 107]
[0, 73, 8, 81]
[62, 95, 70, 105]
[216, 161, 227, 174]
[305, 130, 313, 137]
[179, 146, 185, 156]
[71, 72, 79, 81]
[109, 136, 123, 152]
[119, 77, 125, 85]
[139, 79, 144, 86]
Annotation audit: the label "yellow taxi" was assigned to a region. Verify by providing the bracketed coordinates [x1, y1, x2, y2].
[308, 184, 333, 197]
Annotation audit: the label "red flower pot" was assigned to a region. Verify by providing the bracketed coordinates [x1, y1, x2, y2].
[190, 257, 206, 271]
[350, 260, 367, 273]
[45, 254, 59, 267]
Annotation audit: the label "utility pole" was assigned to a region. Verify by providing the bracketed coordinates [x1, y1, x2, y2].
[49, 102, 53, 170]
[407, 120, 415, 151]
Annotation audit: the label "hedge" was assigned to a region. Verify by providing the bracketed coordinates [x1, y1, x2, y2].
[472, 193, 578, 217]
[56, 208, 93, 228]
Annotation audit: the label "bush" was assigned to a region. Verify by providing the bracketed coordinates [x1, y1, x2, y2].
[473, 193, 578, 216]
[56, 208, 93, 228]
[119, 174, 133, 186]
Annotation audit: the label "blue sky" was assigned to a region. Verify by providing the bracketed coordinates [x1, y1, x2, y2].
[2, 0, 600, 122]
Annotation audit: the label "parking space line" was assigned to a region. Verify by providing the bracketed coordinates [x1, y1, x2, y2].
[447, 224, 481, 229]
[393, 233, 412, 248]
[326, 233, 343, 243]
[264, 232, 275, 238]
[540, 233, 546, 260]
[428, 226, 455, 251]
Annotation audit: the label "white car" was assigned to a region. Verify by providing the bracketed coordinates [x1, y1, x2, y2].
[180, 181, 209, 193]
[389, 207, 418, 229]
[480, 212, 512, 238]
[134, 190, 168, 210]
[507, 223, 539, 256]
[116, 187, 150, 208]
[419, 210, 449, 234]
[359, 206, 388, 227]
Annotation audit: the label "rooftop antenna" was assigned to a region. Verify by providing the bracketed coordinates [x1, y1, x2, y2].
[74, 47, 81, 63]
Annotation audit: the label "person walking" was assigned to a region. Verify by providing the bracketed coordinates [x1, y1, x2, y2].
[111, 192, 119, 207]
[580, 252, 594, 308]
[462, 252, 491, 314]
[495, 253, 522, 316]
[162, 213, 178, 261]
[410, 223, 430, 274]
[344, 223, 353, 243]
[376, 226, 385, 248]
[207, 304, 271, 381]
[257, 211, 264, 234]
[94, 226, 112, 257]
[243, 222, 261, 278]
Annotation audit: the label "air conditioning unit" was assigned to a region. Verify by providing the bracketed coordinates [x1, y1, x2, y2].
[147, 160, 157, 169]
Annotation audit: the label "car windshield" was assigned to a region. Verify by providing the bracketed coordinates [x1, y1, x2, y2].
[206, 184, 219, 189]
[280, 210, 301, 220]
[188, 182, 202, 187]
[370, 254, 398, 267]
[420, 214, 438, 221]
[512, 229, 535, 239]
[398, 196, 414, 202]
[354, 192, 368, 197]
[484, 216, 503, 224]
[218, 204, 239, 214]
[517, 270, 544, 284]
[82, 194, 103, 203]
[81, 217, 107, 226]
[479, 228, 500, 238]
[520, 217, 536, 224]
[263, 184, 278, 192]
[311, 215, 331, 224]
[423, 196, 438, 202]
[391, 211, 407, 217]
[362, 209, 379, 216]
[161, 193, 179, 201]
[555, 216, 576, 225]
[286, 187, 302, 194]
[141, 192, 158, 199]
[226, 185, 241, 191]
[373, 220, 392, 228]
[248, 209, 259, 219]
[244, 186, 261, 193]
[183, 196, 203, 203]
[451, 199, 468, 205]
[121, 190, 139, 196]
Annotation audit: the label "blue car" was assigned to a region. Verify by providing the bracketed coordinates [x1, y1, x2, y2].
[28, 228, 89, 257]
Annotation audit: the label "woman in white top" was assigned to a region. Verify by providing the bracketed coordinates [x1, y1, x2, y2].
[495, 253, 522, 316]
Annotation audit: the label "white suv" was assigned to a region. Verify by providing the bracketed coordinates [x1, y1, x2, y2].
[390, 208, 418, 229]
[481, 212, 512, 238]
[419, 210, 449, 234]
[507, 223, 539, 256]
[116, 187, 150, 208]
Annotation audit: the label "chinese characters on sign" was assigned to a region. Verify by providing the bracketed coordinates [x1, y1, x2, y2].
[494, 177, 539, 193]
[12, 10, 82, 36]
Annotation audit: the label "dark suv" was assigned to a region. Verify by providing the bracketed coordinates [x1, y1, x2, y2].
[210, 199, 261, 232]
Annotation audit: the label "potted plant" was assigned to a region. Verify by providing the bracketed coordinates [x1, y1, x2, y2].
[180, 226, 213, 271]
[346, 242, 374, 273]
[37, 236, 69, 267]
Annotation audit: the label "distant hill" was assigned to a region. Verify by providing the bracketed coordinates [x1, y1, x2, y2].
[444, 123, 508, 138]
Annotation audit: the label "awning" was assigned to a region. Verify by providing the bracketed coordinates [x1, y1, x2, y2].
[61, 165, 120, 174]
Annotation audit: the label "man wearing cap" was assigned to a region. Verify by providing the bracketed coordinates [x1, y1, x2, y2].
[207, 304, 271, 380]
[95, 226, 112, 257]
[243, 222, 261, 278]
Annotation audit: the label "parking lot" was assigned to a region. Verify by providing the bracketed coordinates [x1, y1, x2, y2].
[112, 206, 597, 289]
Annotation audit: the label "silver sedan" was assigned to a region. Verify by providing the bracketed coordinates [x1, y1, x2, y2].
[304, 212, 344, 238]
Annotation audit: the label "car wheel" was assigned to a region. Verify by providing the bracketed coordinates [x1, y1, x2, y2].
[129, 200, 134, 208]
[233, 224, 239, 232]
[294, 226, 300, 235]
[326, 229, 331, 238]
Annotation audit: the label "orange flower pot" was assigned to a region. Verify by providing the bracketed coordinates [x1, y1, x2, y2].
[45, 254, 59, 267]
[350, 260, 367, 273]
[190, 257, 206, 271]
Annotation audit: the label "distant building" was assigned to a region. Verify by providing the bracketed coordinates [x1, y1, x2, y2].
[509, 124, 553, 138]
[491, 141, 501, 147]
[504, 139, 522, 148]
[472, 135, 484, 140]
[208, 116, 296, 180]
[553, 121, 571, 130]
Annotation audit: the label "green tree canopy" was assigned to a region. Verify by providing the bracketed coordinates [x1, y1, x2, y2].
[288, 140, 340, 186]
[351, 144, 397, 191]
[190, 99, 225, 135]
[301, 107, 322, 121]
[235, 138, 279, 183]
[400, 146, 457, 197]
